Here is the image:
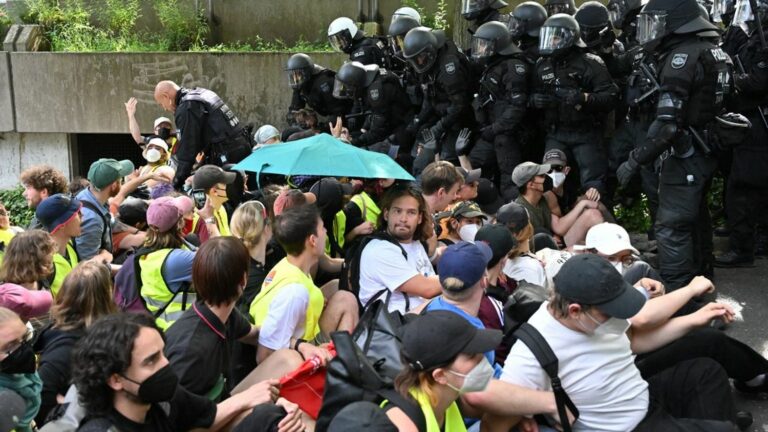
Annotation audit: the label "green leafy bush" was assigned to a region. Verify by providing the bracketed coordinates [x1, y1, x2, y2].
[613, 194, 651, 234]
[153, 0, 208, 51]
[401, 0, 449, 30]
[0, 187, 34, 228]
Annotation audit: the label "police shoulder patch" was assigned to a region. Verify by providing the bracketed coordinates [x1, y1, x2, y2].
[320, 82, 331, 93]
[515, 63, 526, 76]
[671, 53, 688, 69]
[445, 62, 456, 74]
[369, 88, 380, 101]
[759, 61, 768, 69]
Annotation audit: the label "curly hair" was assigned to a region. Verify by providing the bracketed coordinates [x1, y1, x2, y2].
[0, 230, 56, 284]
[72, 313, 160, 417]
[51, 261, 117, 331]
[20, 165, 69, 196]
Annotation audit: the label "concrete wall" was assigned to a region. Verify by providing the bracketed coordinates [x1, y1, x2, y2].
[0, 132, 71, 188]
[10, 52, 347, 134]
[0, 52, 14, 132]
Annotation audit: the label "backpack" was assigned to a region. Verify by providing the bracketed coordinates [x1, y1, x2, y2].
[316, 331, 426, 432]
[113, 248, 191, 317]
[513, 323, 579, 432]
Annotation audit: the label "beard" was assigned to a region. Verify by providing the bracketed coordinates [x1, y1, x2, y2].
[388, 223, 416, 242]
[109, 182, 121, 198]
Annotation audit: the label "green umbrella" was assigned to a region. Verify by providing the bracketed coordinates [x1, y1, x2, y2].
[232, 133, 414, 181]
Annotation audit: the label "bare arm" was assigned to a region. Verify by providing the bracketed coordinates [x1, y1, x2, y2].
[210, 380, 279, 430]
[125, 97, 144, 145]
[630, 302, 734, 354]
[629, 276, 714, 330]
[399, 274, 442, 299]
[550, 200, 593, 236]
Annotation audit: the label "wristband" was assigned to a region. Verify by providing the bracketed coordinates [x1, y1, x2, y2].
[293, 338, 307, 351]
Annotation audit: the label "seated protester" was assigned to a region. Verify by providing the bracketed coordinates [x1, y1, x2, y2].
[68, 176, 89, 196]
[496, 203, 547, 288]
[138, 196, 197, 331]
[0, 283, 51, 326]
[438, 201, 487, 247]
[483, 254, 743, 432]
[165, 237, 304, 401]
[512, 162, 603, 248]
[253, 125, 282, 149]
[273, 187, 316, 217]
[475, 177, 505, 217]
[475, 223, 518, 303]
[33, 262, 117, 424]
[137, 138, 175, 189]
[455, 168, 482, 202]
[77, 158, 135, 262]
[112, 198, 149, 262]
[310, 177, 347, 258]
[190, 165, 236, 243]
[328, 401, 399, 431]
[35, 194, 81, 297]
[125, 97, 178, 155]
[585, 222, 662, 287]
[0, 307, 42, 432]
[72, 313, 303, 432]
[420, 161, 463, 215]
[249, 205, 358, 363]
[20, 164, 69, 231]
[358, 185, 443, 314]
[0, 203, 18, 248]
[336, 177, 394, 250]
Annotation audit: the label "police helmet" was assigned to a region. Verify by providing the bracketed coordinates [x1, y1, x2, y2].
[393, 6, 422, 24]
[461, 0, 509, 20]
[607, 0, 646, 29]
[637, 0, 719, 51]
[333, 61, 380, 100]
[545, 0, 577, 16]
[328, 17, 362, 53]
[286, 53, 314, 89]
[402, 27, 440, 74]
[509, 2, 549, 39]
[539, 13, 587, 56]
[575, 2, 616, 48]
[389, 16, 421, 55]
[472, 21, 521, 60]
[711, 0, 736, 24]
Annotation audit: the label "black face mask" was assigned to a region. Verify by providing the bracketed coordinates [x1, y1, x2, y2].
[122, 364, 179, 404]
[542, 175, 554, 192]
[1, 341, 36, 374]
[157, 128, 172, 140]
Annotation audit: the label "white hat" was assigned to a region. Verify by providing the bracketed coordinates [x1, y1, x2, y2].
[585, 223, 640, 256]
[254, 125, 281, 145]
[153, 117, 173, 129]
[146, 137, 169, 152]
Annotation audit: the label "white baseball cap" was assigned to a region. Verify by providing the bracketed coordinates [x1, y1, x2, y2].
[153, 117, 173, 129]
[146, 137, 169, 152]
[585, 223, 640, 256]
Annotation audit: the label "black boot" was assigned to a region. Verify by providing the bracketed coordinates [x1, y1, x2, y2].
[714, 250, 754, 268]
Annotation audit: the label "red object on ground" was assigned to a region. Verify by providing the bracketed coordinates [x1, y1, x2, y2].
[278, 343, 336, 419]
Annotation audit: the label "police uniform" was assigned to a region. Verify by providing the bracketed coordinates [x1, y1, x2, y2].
[474, 54, 530, 199]
[632, 38, 731, 288]
[533, 51, 619, 195]
[289, 66, 352, 123]
[348, 37, 389, 68]
[172, 88, 252, 189]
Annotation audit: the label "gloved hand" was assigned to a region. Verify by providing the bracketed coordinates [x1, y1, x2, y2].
[617, 153, 640, 188]
[532, 93, 557, 109]
[429, 122, 445, 141]
[480, 126, 495, 142]
[455, 128, 473, 156]
[420, 128, 437, 151]
[554, 87, 583, 106]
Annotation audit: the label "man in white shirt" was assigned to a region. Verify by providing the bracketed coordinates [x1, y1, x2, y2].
[482, 254, 741, 432]
[358, 185, 442, 313]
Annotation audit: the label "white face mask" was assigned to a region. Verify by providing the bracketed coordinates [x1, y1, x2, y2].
[548, 171, 567, 188]
[594, 317, 631, 337]
[446, 359, 494, 394]
[145, 148, 162, 163]
[458, 223, 480, 242]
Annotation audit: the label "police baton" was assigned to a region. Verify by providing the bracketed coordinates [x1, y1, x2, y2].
[749, 0, 767, 48]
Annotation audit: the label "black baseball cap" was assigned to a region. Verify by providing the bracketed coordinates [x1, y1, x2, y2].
[309, 177, 344, 211]
[475, 178, 504, 215]
[192, 165, 236, 190]
[401, 310, 502, 371]
[553, 254, 646, 319]
[475, 224, 517, 268]
[328, 401, 398, 432]
[495, 202, 529, 233]
[457, 167, 482, 184]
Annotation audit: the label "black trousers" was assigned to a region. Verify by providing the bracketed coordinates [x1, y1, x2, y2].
[655, 152, 718, 290]
[633, 358, 737, 432]
[491, 134, 523, 202]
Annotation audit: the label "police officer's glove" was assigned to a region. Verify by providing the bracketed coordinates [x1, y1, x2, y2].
[456, 128, 473, 156]
[531, 93, 557, 109]
[554, 87, 583, 107]
[420, 128, 437, 151]
[480, 126, 495, 142]
[429, 123, 445, 141]
[617, 153, 640, 188]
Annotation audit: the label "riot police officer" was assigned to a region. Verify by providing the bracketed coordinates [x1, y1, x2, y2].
[471, 21, 530, 200]
[461, 0, 510, 34]
[715, 0, 749, 56]
[333, 61, 414, 159]
[576, 1, 635, 78]
[617, 0, 731, 288]
[608, 0, 646, 49]
[508, 1, 548, 60]
[388, 16, 421, 76]
[531, 14, 619, 196]
[154, 81, 252, 190]
[403, 27, 476, 173]
[286, 53, 352, 126]
[327, 17, 388, 67]
[544, 0, 577, 16]
[392, 6, 421, 24]
[716, 0, 768, 266]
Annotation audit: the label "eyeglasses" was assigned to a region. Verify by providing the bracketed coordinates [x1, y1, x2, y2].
[1, 330, 32, 358]
[549, 165, 565, 173]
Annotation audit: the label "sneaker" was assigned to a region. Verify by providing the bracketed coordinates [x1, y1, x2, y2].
[714, 250, 754, 268]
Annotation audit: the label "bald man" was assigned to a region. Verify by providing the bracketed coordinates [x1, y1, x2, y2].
[154, 80, 252, 190]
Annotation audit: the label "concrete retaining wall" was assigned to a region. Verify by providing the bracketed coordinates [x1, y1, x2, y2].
[0, 52, 14, 132]
[0, 132, 71, 189]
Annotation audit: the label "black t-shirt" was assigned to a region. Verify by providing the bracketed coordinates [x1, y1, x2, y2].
[164, 301, 251, 397]
[239, 258, 267, 317]
[78, 385, 216, 432]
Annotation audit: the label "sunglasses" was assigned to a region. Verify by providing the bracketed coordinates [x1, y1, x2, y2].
[549, 165, 565, 172]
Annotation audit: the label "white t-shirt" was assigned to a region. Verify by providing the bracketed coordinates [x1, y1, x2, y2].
[502, 302, 649, 432]
[503, 253, 546, 286]
[358, 239, 434, 314]
[257, 283, 308, 350]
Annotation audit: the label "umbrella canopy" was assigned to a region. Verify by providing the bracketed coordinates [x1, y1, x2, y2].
[232, 133, 414, 181]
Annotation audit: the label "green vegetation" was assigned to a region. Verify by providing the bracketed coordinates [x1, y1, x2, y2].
[0, 187, 34, 228]
[613, 194, 651, 234]
[401, 0, 449, 30]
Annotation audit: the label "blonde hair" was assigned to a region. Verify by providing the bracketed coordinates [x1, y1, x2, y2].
[51, 261, 118, 331]
[395, 367, 440, 407]
[230, 201, 269, 249]
[508, 222, 534, 259]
